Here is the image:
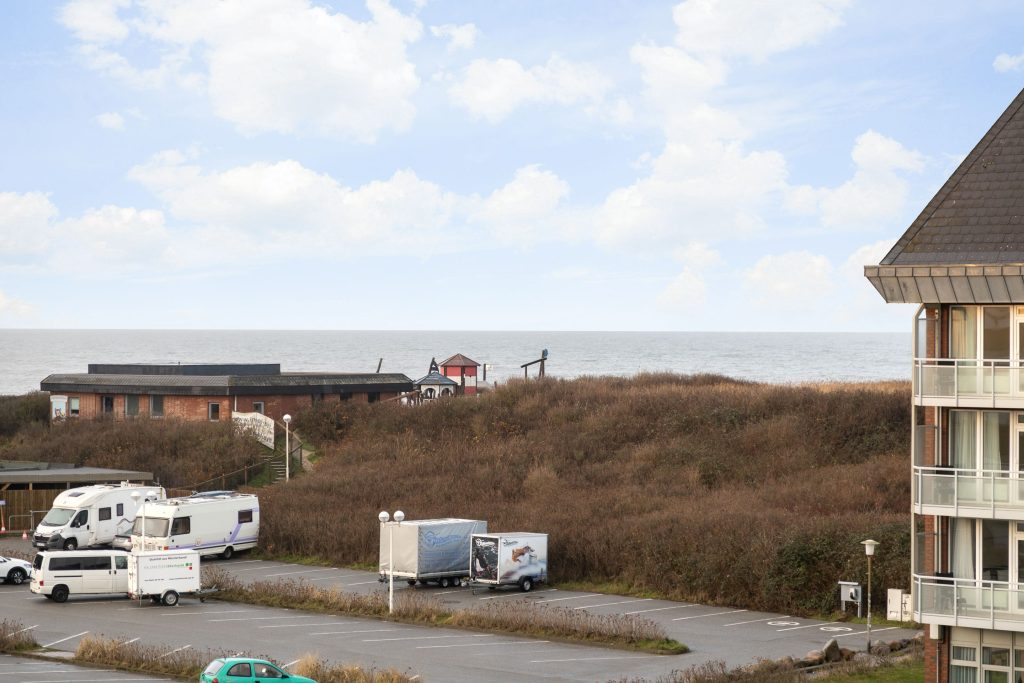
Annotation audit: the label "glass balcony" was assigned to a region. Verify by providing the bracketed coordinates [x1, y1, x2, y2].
[914, 466, 1024, 519]
[913, 359, 1024, 406]
[915, 575, 1024, 631]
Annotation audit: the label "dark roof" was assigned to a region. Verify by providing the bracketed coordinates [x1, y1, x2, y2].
[0, 466, 153, 485]
[881, 87, 1024, 266]
[41, 372, 414, 396]
[88, 363, 280, 376]
[414, 371, 458, 386]
[439, 353, 480, 367]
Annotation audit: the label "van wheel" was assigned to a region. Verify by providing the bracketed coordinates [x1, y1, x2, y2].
[406, 579, 416, 586]
[221, 546, 234, 560]
[63, 538, 78, 551]
[52, 585, 69, 603]
[519, 577, 533, 592]
[7, 568, 26, 585]
[162, 591, 179, 607]
[439, 577, 451, 588]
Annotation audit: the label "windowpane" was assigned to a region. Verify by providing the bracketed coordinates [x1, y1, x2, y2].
[125, 395, 139, 416]
[151, 395, 164, 418]
[69, 397, 80, 416]
[984, 647, 1010, 666]
[952, 306, 978, 359]
[115, 556, 127, 570]
[982, 520, 1010, 582]
[239, 510, 253, 524]
[984, 307, 1011, 360]
[983, 412, 1010, 470]
[170, 517, 190, 536]
[208, 403, 220, 421]
[951, 665, 977, 683]
[98, 507, 111, 521]
[951, 411, 977, 469]
[954, 646, 977, 662]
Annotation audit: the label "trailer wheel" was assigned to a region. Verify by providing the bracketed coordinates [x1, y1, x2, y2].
[221, 546, 234, 560]
[406, 579, 416, 586]
[162, 590, 179, 607]
[51, 585, 69, 603]
[519, 577, 533, 592]
[439, 577, 452, 589]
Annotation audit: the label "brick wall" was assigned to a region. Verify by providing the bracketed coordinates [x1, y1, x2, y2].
[923, 630, 948, 682]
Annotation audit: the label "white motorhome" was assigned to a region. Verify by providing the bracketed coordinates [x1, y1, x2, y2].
[132, 491, 259, 559]
[33, 483, 166, 551]
[30, 550, 130, 602]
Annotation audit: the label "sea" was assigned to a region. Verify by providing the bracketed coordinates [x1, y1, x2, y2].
[0, 330, 911, 396]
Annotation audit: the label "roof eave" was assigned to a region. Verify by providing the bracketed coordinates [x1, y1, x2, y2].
[864, 264, 1024, 303]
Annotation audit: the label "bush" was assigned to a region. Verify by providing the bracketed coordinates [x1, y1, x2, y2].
[0, 619, 38, 652]
[0, 393, 50, 439]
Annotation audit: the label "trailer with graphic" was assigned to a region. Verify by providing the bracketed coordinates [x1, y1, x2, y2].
[128, 549, 203, 606]
[379, 518, 486, 588]
[469, 532, 548, 591]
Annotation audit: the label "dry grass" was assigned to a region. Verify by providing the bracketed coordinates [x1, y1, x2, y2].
[266, 374, 911, 615]
[291, 653, 418, 683]
[203, 566, 683, 653]
[0, 620, 37, 653]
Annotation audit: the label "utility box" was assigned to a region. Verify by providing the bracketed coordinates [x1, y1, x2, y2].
[887, 588, 913, 622]
[839, 580, 862, 617]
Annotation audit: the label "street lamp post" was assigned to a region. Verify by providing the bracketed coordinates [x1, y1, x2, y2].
[862, 539, 880, 653]
[378, 510, 405, 614]
[283, 414, 292, 482]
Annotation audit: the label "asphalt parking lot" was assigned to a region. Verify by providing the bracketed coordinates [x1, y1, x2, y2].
[0, 653, 171, 682]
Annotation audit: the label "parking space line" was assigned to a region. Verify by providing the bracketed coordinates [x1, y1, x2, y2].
[534, 594, 600, 604]
[529, 655, 663, 663]
[42, 630, 89, 648]
[345, 580, 381, 586]
[624, 604, 695, 615]
[479, 589, 555, 601]
[259, 622, 352, 629]
[573, 599, 652, 610]
[776, 621, 839, 632]
[209, 615, 317, 622]
[832, 626, 899, 638]
[283, 659, 301, 668]
[672, 609, 746, 621]
[151, 609, 252, 616]
[364, 634, 493, 643]
[222, 559, 263, 565]
[724, 615, 790, 626]
[310, 628, 400, 635]
[157, 644, 191, 658]
[417, 640, 549, 649]
[17, 677, 157, 682]
[225, 564, 294, 573]
[11, 624, 37, 635]
[264, 568, 340, 577]
[436, 588, 472, 595]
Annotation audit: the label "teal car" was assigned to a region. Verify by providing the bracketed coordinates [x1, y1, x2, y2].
[200, 658, 316, 683]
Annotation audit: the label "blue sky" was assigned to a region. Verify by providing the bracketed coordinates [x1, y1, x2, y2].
[1, 0, 1023, 332]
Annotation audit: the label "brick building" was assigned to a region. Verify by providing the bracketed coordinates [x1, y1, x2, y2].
[866, 87, 1024, 682]
[41, 363, 413, 424]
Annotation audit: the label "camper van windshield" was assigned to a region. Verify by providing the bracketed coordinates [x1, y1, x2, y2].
[132, 517, 169, 537]
[40, 508, 75, 527]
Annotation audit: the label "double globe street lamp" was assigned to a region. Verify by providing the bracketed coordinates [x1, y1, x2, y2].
[378, 510, 404, 614]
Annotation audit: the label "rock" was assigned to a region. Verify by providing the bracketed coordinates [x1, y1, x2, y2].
[853, 652, 882, 667]
[803, 650, 825, 666]
[839, 647, 856, 661]
[870, 642, 891, 656]
[823, 638, 842, 663]
[888, 640, 903, 651]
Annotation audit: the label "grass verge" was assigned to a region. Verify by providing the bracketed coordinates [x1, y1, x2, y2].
[204, 566, 686, 655]
[0, 619, 38, 653]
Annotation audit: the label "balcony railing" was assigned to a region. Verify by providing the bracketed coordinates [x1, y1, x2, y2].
[914, 358, 1024, 405]
[914, 466, 1024, 518]
[915, 574, 1024, 631]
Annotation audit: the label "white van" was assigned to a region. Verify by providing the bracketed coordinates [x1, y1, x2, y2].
[132, 491, 259, 559]
[34, 483, 166, 551]
[30, 550, 130, 602]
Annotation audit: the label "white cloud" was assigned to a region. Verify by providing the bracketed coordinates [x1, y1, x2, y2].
[0, 291, 31, 317]
[472, 165, 570, 244]
[60, 0, 424, 141]
[673, 242, 722, 269]
[994, 51, 1024, 73]
[658, 267, 706, 311]
[95, 111, 125, 130]
[0, 192, 59, 257]
[448, 55, 611, 123]
[744, 251, 834, 307]
[431, 23, 478, 52]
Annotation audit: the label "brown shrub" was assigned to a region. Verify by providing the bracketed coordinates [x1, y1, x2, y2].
[290, 653, 417, 683]
[0, 619, 38, 652]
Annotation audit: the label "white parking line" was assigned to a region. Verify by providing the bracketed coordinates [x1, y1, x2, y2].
[157, 644, 191, 659]
[534, 593, 600, 604]
[209, 615, 317, 622]
[25, 677, 157, 682]
[226, 564, 294, 573]
[11, 624, 37, 635]
[573, 599, 652, 610]
[624, 604, 695, 615]
[345, 580, 381, 586]
[724, 615, 790, 626]
[364, 634, 493, 643]
[833, 626, 899, 638]
[42, 630, 89, 648]
[417, 640, 549, 649]
[436, 588, 471, 595]
[283, 659, 300, 668]
[776, 621, 839, 632]
[222, 559, 263, 565]
[478, 589, 555, 601]
[529, 655, 663, 663]
[310, 628, 400, 635]
[672, 609, 746, 621]
[264, 568, 339, 577]
[118, 637, 140, 646]
[259, 622, 351, 629]
[153, 609, 252, 616]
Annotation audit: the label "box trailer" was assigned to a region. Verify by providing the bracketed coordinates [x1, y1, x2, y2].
[128, 549, 201, 606]
[33, 483, 166, 551]
[132, 491, 258, 559]
[379, 518, 486, 588]
[470, 532, 548, 591]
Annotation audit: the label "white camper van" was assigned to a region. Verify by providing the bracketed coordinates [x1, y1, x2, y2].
[30, 550, 130, 602]
[33, 483, 166, 551]
[132, 491, 259, 559]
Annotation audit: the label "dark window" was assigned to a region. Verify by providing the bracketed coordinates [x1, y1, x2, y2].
[368, 392, 380, 404]
[151, 395, 164, 418]
[227, 663, 252, 676]
[340, 392, 352, 401]
[116, 503, 123, 517]
[170, 517, 191, 536]
[125, 395, 139, 417]
[101, 396, 114, 414]
[83, 556, 111, 571]
[254, 663, 285, 679]
[239, 510, 253, 524]
[208, 403, 220, 421]
[114, 556, 127, 570]
[253, 401, 265, 414]
[99, 507, 111, 521]
[312, 393, 323, 403]
[49, 557, 82, 571]
[71, 510, 88, 527]
[69, 397, 80, 416]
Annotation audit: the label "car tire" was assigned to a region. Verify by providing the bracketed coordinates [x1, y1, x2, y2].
[7, 568, 27, 585]
[221, 546, 234, 560]
[52, 585, 69, 603]
[519, 577, 533, 592]
[162, 590, 179, 607]
[439, 577, 451, 588]
[63, 538, 78, 551]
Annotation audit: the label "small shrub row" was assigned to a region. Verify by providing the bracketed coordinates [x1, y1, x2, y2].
[0, 392, 50, 439]
[0, 619, 38, 653]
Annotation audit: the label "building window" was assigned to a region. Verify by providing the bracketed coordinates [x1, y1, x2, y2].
[69, 397, 80, 417]
[151, 395, 164, 418]
[208, 403, 220, 421]
[368, 392, 380, 404]
[125, 395, 139, 417]
[981, 520, 1009, 582]
[253, 401, 265, 414]
[102, 396, 114, 414]
[982, 646, 1010, 682]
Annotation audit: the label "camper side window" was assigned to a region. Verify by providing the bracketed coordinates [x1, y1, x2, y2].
[170, 517, 190, 535]
[114, 556, 127, 570]
[99, 507, 111, 521]
[116, 503, 124, 516]
[239, 510, 253, 524]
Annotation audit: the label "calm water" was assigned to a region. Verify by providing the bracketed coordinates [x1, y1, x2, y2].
[0, 330, 910, 395]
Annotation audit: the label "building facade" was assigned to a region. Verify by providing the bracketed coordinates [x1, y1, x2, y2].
[867, 88, 1024, 683]
[41, 364, 414, 424]
[439, 353, 480, 396]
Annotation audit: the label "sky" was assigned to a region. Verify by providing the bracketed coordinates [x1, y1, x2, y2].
[1, 0, 1023, 332]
